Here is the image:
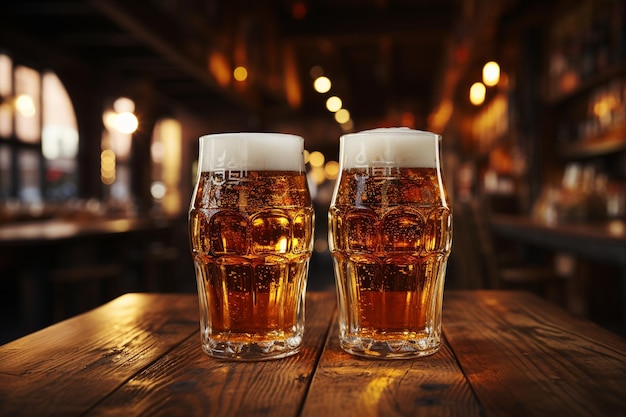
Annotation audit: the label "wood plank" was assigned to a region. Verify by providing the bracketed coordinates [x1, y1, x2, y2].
[0, 293, 198, 417]
[443, 290, 626, 417]
[301, 313, 483, 417]
[85, 292, 337, 417]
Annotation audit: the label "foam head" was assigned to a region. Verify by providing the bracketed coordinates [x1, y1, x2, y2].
[339, 127, 441, 169]
[198, 132, 305, 172]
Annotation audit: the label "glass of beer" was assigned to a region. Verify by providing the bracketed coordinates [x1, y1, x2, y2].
[329, 128, 452, 359]
[189, 132, 314, 360]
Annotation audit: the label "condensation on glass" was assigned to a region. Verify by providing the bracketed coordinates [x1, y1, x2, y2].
[329, 128, 453, 359]
[189, 132, 314, 360]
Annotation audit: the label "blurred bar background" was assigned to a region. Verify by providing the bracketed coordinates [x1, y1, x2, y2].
[0, 0, 625, 342]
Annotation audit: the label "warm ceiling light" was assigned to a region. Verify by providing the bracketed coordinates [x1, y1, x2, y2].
[324, 160, 340, 179]
[482, 61, 500, 87]
[113, 111, 139, 134]
[309, 151, 325, 168]
[334, 108, 350, 124]
[326, 96, 342, 112]
[15, 94, 36, 117]
[470, 82, 486, 106]
[103, 110, 117, 129]
[100, 149, 116, 185]
[233, 66, 248, 81]
[313, 76, 331, 93]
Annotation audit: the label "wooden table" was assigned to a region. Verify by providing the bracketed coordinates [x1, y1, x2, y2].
[1, 290, 625, 417]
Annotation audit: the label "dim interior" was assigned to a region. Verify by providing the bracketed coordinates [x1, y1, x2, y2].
[0, 0, 625, 343]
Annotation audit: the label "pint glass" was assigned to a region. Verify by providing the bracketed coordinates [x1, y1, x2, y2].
[189, 133, 314, 360]
[329, 128, 452, 359]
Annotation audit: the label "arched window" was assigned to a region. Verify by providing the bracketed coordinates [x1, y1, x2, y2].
[151, 118, 182, 216]
[0, 52, 79, 205]
[42, 72, 79, 200]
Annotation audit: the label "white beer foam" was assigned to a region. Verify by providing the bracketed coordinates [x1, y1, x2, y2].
[198, 132, 305, 172]
[340, 127, 440, 169]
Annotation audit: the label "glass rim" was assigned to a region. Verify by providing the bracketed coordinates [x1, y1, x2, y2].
[340, 127, 441, 142]
[199, 132, 304, 142]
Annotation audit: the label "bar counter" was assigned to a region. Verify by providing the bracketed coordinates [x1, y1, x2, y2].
[490, 214, 626, 328]
[489, 214, 626, 265]
[1, 290, 625, 417]
[0, 216, 183, 333]
[0, 217, 173, 245]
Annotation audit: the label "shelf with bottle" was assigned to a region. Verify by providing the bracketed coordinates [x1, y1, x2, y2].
[555, 74, 626, 159]
[545, 0, 626, 105]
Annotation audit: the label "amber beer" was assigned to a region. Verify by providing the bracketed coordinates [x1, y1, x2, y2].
[329, 128, 452, 359]
[189, 133, 313, 360]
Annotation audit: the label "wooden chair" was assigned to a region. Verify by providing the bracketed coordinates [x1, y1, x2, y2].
[454, 198, 572, 307]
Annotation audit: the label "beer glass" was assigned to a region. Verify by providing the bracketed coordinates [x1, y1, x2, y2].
[189, 133, 314, 360]
[329, 128, 452, 359]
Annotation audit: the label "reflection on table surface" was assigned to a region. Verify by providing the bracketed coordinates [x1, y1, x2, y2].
[1, 290, 625, 417]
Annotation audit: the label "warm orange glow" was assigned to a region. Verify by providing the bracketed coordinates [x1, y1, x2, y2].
[482, 61, 500, 87]
[326, 96, 342, 112]
[400, 112, 415, 128]
[309, 151, 325, 168]
[334, 108, 350, 124]
[324, 160, 339, 179]
[283, 44, 301, 108]
[209, 51, 231, 87]
[233, 66, 248, 81]
[428, 99, 453, 132]
[113, 112, 138, 134]
[101, 149, 116, 185]
[15, 95, 36, 117]
[470, 82, 486, 106]
[314, 76, 331, 93]
[152, 118, 182, 215]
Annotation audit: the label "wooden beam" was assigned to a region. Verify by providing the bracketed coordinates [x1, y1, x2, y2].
[89, 0, 255, 113]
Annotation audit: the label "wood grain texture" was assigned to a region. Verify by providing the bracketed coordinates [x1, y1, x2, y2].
[301, 316, 483, 417]
[84, 292, 336, 417]
[443, 290, 626, 417]
[2, 290, 625, 417]
[0, 293, 199, 417]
